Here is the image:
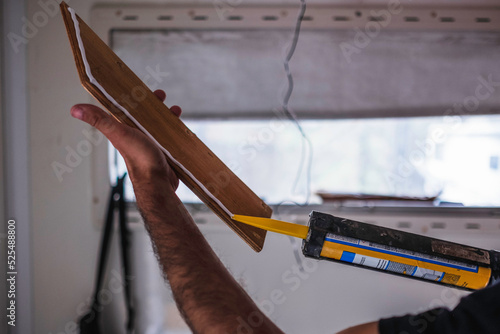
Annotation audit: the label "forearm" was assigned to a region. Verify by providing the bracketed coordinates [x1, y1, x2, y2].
[134, 175, 283, 334]
[70, 100, 282, 333]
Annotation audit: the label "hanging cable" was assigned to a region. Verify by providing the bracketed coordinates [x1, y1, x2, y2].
[278, 0, 314, 272]
[280, 0, 313, 204]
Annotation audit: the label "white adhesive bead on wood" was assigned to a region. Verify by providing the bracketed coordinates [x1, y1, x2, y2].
[68, 7, 233, 218]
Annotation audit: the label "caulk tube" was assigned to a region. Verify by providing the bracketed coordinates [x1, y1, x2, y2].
[302, 211, 492, 291]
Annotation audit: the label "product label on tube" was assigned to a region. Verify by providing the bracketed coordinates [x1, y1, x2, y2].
[320, 233, 491, 290]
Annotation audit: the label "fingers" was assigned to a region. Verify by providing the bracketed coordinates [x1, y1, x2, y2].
[154, 89, 166, 102]
[153, 89, 182, 117]
[170, 105, 182, 117]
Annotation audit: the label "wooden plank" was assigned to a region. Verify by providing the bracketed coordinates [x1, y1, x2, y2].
[60, 1, 270, 252]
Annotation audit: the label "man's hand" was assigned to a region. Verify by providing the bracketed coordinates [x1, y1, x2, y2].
[70, 90, 182, 190]
[70, 91, 284, 334]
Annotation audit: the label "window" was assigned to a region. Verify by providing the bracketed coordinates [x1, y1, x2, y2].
[112, 116, 500, 206]
[109, 28, 500, 207]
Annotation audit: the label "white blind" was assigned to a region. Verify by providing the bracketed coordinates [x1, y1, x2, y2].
[113, 29, 500, 119]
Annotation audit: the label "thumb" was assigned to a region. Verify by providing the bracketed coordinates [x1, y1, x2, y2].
[70, 103, 135, 153]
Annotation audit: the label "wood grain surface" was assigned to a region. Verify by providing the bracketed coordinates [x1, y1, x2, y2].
[60, 1, 270, 251]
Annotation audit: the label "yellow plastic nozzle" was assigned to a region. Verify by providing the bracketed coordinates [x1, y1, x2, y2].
[232, 215, 309, 239]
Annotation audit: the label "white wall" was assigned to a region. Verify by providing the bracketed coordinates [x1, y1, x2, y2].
[27, 0, 114, 333]
[4, 0, 33, 333]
